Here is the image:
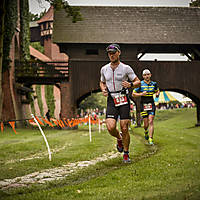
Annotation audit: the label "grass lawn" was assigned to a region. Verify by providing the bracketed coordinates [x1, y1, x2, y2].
[0, 108, 200, 200]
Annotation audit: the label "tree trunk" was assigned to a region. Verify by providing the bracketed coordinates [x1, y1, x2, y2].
[0, 0, 5, 120]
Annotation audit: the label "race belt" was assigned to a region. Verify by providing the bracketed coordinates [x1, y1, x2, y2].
[113, 94, 128, 107]
[143, 103, 153, 111]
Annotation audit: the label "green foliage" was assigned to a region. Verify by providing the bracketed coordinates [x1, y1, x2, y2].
[30, 42, 44, 54]
[2, 0, 18, 71]
[46, 0, 82, 23]
[30, 97, 35, 115]
[45, 85, 55, 118]
[29, 10, 47, 21]
[20, 0, 30, 61]
[79, 92, 107, 111]
[190, 0, 200, 7]
[35, 85, 44, 116]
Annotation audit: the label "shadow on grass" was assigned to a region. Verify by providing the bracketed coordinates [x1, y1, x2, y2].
[186, 125, 200, 129]
[0, 132, 160, 199]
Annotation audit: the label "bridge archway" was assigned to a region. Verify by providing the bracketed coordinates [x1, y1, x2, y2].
[53, 6, 200, 125]
[65, 60, 200, 125]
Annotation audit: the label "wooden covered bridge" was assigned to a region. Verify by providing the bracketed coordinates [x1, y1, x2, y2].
[52, 6, 200, 125]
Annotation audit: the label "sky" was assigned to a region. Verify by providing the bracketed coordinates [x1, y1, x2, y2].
[29, 0, 193, 101]
[29, 0, 192, 14]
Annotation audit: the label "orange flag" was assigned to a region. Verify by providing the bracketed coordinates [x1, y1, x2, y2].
[1, 122, 3, 132]
[9, 121, 17, 134]
[74, 119, 80, 126]
[52, 120, 59, 127]
[29, 118, 34, 123]
[56, 120, 63, 128]
[41, 117, 54, 127]
[67, 119, 72, 127]
[60, 120, 65, 127]
[63, 119, 69, 127]
[35, 116, 44, 126]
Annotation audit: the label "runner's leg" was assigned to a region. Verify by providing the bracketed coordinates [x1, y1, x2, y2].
[120, 119, 130, 152]
[106, 118, 121, 139]
[143, 117, 149, 131]
[148, 115, 155, 138]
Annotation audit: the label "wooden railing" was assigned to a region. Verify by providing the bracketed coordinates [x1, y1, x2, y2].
[15, 60, 69, 84]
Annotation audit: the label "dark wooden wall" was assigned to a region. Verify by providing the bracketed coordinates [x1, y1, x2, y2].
[69, 60, 200, 124]
[70, 60, 200, 103]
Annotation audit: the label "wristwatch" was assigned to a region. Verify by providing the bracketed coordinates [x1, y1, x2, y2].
[130, 82, 134, 87]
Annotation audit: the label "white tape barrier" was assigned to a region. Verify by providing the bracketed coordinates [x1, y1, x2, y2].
[89, 115, 92, 142]
[31, 114, 52, 161]
[98, 118, 101, 133]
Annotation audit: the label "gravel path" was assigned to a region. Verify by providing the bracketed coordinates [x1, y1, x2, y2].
[0, 151, 121, 190]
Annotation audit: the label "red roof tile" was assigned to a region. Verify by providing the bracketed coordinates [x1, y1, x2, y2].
[37, 5, 53, 24]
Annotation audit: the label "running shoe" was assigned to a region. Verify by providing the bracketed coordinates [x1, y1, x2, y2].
[148, 137, 154, 145]
[116, 132, 124, 153]
[144, 130, 149, 140]
[117, 138, 123, 153]
[123, 153, 131, 163]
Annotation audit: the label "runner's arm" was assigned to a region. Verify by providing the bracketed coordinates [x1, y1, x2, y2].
[122, 77, 141, 89]
[132, 86, 146, 97]
[132, 76, 141, 88]
[155, 90, 160, 98]
[154, 82, 160, 98]
[132, 90, 147, 97]
[100, 81, 108, 97]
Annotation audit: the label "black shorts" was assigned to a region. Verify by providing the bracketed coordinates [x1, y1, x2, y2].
[106, 95, 131, 121]
[140, 102, 156, 118]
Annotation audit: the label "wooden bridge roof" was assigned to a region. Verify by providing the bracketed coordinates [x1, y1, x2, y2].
[53, 6, 200, 44]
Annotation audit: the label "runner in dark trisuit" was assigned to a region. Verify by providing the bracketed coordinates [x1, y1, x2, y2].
[132, 69, 160, 145]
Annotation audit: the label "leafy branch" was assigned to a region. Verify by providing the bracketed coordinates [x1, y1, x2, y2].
[45, 0, 82, 23]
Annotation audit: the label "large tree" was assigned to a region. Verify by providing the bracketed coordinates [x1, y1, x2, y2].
[0, 0, 82, 121]
[0, 0, 18, 120]
[0, 0, 5, 119]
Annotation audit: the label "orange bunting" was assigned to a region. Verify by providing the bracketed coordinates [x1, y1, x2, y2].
[73, 119, 80, 126]
[8, 121, 17, 134]
[1, 122, 3, 132]
[41, 117, 54, 127]
[52, 120, 59, 127]
[63, 119, 69, 126]
[60, 120, 65, 127]
[67, 119, 72, 127]
[29, 118, 34, 123]
[35, 116, 44, 126]
[56, 120, 63, 128]
[1, 115, 99, 135]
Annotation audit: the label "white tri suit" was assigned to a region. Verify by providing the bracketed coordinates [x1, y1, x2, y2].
[100, 62, 137, 121]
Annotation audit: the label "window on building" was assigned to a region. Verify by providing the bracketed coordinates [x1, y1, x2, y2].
[86, 49, 99, 55]
[50, 22, 53, 29]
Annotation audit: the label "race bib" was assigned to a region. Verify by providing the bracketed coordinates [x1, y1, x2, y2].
[113, 94, 128, 107]
[144, 103, 152, 111]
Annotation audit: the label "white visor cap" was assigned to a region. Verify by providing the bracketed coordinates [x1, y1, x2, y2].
[142, 69, 151, 75]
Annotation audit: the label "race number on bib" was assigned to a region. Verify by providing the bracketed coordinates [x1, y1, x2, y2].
[113, 94, 128, 107]
[144, 103, 152, 111]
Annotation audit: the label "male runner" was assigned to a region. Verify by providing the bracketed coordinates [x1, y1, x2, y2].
[132, 69, 160, 145]
[100, 44, 141, 163]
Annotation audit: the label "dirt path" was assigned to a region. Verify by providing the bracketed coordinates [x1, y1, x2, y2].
[0, 151, 121, 190]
